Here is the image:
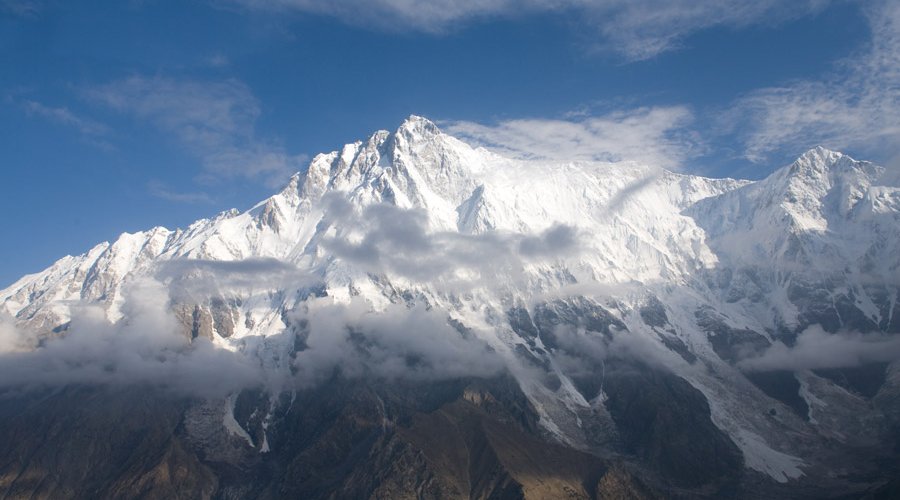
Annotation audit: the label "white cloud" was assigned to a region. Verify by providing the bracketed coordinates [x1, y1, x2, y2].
[320, 195, 582, 288]
[730, 1, 900, 163]
[290, 297, 503, 386]
[738, 324, 900, 372]
[0, 278, 265, 396]
[0, 269, 503, 393]
[21, 99, 113, 149]
[577, 0, 833, 61]
[0, 313, 36, 354]
[444, 106, 700, 169]
[230, 0, 832, 60]
[87, 75, 306, 186]
[158, 257, 317, 300]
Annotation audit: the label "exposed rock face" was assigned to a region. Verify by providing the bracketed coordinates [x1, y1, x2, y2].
[0, 379, 666, 500]
[3, 373, 894, 499]
[602, 365, 744, 490]
[0, 388, 217, 499]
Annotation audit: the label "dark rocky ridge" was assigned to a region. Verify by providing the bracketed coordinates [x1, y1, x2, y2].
[2, 367, 896, 499]
[0, 378, 667, 500]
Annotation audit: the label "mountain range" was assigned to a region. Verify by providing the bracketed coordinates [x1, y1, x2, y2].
[1, 116, 899, 499]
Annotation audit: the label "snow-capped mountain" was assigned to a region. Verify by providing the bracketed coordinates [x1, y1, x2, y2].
[690, 146, 900, 334]
[2, 116, 899, 498]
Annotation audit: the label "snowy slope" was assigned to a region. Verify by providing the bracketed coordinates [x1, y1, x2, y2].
[2, 116, 898, 486]
[690, 146, 900, 334]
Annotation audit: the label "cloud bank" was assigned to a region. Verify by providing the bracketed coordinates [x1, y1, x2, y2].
[738, 324, 900, 372]
[0, 278, 264, 396]
[0, 218, 533, 396]
[0, 276, 504, 395]
[159, 256, 314, 292]
[290, 297, 503, 386]
[0, 313, 36, 354]
[320, 194, 581, 286]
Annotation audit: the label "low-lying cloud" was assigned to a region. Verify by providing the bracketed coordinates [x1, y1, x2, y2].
[551, 321, 687, 375]
[320, 194, 582, 286]
[159, 256, 313, 290]
[738, 324, 900, 372]
[0, 313, 36, 354]
[0, 255, 508, 395]
[0, 278, 264, 396]
[290, 297, 504, 386]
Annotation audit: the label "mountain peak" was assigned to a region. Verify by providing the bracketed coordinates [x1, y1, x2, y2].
[778, 147, 847, 193]
[266, 171, 303, 208]
[396, 114, 441, 139]
[793, 146, 843, 169]
[401, 114, 437, 127]
[785, 147, 851, 181]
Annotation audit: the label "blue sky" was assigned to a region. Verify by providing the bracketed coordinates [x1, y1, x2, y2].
[1, 0, 898, 285]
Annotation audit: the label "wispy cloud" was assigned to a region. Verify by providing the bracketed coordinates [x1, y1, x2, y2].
[230, 0, 832, 60]
[584, 0, 834, 61]
[206, 54, 230, 68]
[21, 99, 113, 149]
[0, 0, 41, 17]
[86, 75, 306, 187]
[147, 180, 215, 205]
[729, 0, 900, 163]
[444, 106, 700, 169]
